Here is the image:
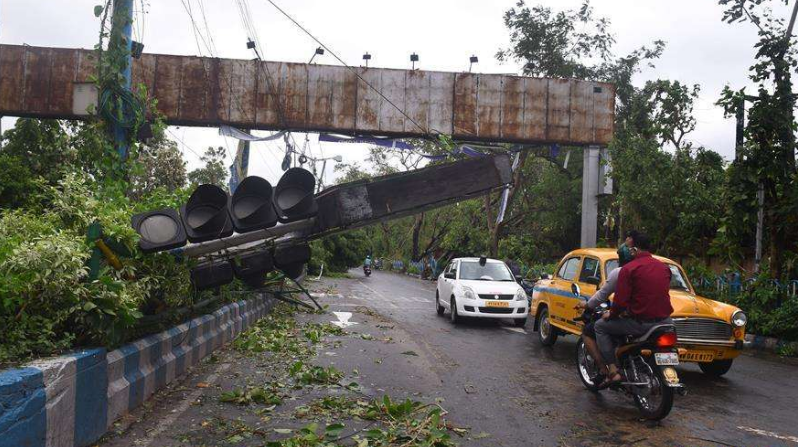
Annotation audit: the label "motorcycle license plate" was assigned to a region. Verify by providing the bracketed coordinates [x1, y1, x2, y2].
[655, 352, 679, 366]
[485, 301, 509, 308]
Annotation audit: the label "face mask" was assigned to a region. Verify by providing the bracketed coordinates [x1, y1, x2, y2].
[617, 244, 633, 267]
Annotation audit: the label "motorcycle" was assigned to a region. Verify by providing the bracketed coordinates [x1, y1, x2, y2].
[363, 265, 372, 277]
[572, 283, 685, 421]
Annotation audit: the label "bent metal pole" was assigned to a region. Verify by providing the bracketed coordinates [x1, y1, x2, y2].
[170, 218, 316, 258]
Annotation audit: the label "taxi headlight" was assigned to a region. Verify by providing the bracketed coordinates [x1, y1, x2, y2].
[461, 286, 477, 300]
[515, 289, 527, 301]
[731, 310, 747, 327]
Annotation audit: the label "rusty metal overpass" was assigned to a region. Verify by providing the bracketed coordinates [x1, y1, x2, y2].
[0, 44, 614, 146]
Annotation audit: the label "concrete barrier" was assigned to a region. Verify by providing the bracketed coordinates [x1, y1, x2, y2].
[0, 294, 275, 447]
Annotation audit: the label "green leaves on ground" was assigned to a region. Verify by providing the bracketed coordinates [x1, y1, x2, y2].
[219, 385, 283, 406]
[289, 361, 344, 386]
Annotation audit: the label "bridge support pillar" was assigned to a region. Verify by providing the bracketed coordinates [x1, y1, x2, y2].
[580, 145, 601, 248]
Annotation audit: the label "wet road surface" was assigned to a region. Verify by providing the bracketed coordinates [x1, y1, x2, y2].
[101, 270, 798, 446]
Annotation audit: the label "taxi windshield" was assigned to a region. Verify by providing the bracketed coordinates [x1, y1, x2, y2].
[605, 260, 692, 292]
[459, 261, 515, 281]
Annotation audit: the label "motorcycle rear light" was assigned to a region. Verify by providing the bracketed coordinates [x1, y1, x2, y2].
[656, 332, 677, 348]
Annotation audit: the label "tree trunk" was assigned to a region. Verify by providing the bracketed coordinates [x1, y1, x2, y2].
[411, 213, 425, 261]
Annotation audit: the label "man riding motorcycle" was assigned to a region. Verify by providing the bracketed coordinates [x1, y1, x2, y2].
[594, 231, 674, 388]
[574, 240, 635, 379]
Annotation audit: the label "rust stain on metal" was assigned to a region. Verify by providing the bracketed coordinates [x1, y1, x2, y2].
[48, 49, 76, 113]
[0, 45, 26, 113]
[24, 46, 52, 114]
[378, 69, 406, 132]
[307, 65, 334, 128]
[404, 70, 429, 133]
[546, 78, 571, 142]
[453, 73, 477, 137]
[476, 75, 502, 138]
[0, 44, 616, 146]
[427, 72, 454, 135]
[153, 54, 182, 119]
[131, 53, 157, 99]
[356, 68, 381, 132]
[522, 78, 547, 141]
[500, 76, 524, 140]
[178, 57, 209, 122]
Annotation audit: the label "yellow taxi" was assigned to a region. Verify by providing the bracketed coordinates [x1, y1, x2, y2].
[530, 248, 747, 376]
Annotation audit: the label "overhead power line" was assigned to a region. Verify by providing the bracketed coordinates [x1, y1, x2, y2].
[259, 0, 432, 138]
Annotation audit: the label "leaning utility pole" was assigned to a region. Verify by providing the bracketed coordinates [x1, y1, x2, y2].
[109, 0, 134, 160]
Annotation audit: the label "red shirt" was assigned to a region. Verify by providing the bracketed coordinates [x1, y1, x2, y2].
[611, 252, 674, 320]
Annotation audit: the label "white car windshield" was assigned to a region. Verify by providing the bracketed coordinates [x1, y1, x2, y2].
[458, 261, 515, 281]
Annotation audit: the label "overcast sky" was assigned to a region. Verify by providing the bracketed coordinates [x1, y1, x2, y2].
[1, 0, 790, 185]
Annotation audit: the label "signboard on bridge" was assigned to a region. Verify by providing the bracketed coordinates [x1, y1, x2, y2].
[0, 44, 615, 146]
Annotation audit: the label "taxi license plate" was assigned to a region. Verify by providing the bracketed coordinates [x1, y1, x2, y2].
[485, 301, 509, 308]
[679, 351, 715, 363]
[655, 353, 679, 366]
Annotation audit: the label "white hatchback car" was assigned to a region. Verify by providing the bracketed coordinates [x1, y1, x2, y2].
[436, 257, 528, 326]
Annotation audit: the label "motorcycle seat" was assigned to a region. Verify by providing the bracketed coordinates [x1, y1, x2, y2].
[631, 323, 675, 343]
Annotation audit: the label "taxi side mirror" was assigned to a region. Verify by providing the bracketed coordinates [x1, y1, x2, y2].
[571, 283, 582, 297]
[541, 273, 551, 280]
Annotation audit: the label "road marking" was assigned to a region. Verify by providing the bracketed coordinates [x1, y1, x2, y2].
[140, 362, 231, 447]
[738, 426, 798, 444]
[501, 326, 528, 335]
[357, 280, 399, 308]
[331, 311, 358, 328]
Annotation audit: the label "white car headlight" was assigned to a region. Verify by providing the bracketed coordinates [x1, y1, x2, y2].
[731, 310, 747, 327]
[515, 289, 527, 301]
[460, 286, 477, 300]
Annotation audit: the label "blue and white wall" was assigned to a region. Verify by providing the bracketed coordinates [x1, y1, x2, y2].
[0, 295, 274, 447]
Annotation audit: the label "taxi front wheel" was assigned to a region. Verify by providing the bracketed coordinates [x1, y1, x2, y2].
[699, 359, 733, 377]
[537, 307, 558, 346]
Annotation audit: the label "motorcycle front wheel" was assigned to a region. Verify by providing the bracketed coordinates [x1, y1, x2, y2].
[575, 338, 601, 393]
[631, 358, 674, 421]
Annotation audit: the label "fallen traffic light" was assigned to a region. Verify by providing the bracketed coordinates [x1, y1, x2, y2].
[190, 260, 234, 290]
[181, 184, 234, 243]
[274, 242, 311, 279]
[233, 249, 274, 288]
[273, 168, 318, 223]
[131, 208, 187, 253]
[229, 176, 278, 233]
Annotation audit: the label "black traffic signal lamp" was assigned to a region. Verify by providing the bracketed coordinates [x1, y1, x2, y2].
[190, 260, 234, 290]
[273, 168, 318, 223]
[181, 184, 234, 243]
[131, 208, 187, 253]
[233, 249, 275, 288]
[274, 242, 311, 279]
[132, 169, 318, 254]
[229, 176, 278, 233]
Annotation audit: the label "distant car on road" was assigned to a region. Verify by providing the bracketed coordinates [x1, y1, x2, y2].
[436, 257, 528, 327]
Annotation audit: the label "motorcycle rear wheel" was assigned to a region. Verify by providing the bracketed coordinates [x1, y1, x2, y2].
[575, 338, 602, 392]
[632, 358, 674, 421]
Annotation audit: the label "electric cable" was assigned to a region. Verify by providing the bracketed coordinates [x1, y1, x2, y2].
[259, 0, 432, 138]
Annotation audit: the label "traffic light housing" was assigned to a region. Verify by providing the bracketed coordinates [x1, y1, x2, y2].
[274, 242, 311, 279]
[229, 176, 278, 233]
[273, 168, 318, 223]
[131, 208, 187, 253]
[181, 184, 234, 243]
[190, 260, 234, 290]
[233, 249, 275, 288]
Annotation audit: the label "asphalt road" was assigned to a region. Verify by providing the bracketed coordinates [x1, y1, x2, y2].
[100, 270, 798, 447]
[315, 270, 798, 447]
